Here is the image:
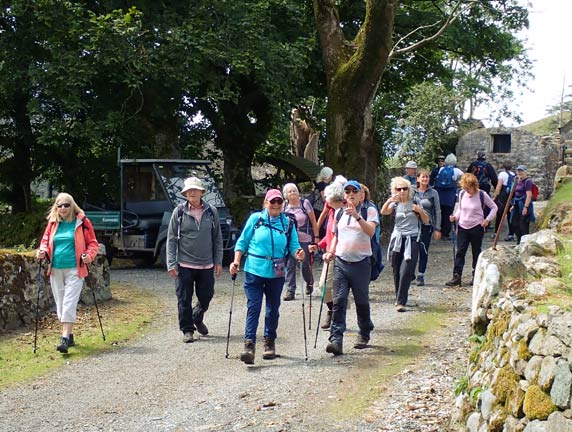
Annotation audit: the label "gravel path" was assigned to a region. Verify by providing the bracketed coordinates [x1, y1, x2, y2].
[0, 233, 498, 432]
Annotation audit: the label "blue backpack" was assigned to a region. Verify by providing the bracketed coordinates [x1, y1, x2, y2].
[436, 166, 456, 189]
[505, 172, 516, 195]
[335, 202, 384, 281]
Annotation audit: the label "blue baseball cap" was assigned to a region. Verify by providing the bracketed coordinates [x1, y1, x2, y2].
[343, 180, 362, 191]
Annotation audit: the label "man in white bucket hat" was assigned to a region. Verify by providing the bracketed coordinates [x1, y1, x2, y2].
[166, 177, 223, 343]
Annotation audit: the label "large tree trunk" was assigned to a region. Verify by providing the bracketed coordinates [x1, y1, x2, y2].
[314, 0, 398, 196]
[11, 92, 35, 212]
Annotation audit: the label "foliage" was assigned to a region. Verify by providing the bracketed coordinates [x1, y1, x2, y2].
[455, 375, 469, 396]
[0, 201, 51, 248]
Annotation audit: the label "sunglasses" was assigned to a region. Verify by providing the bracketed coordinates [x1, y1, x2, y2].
[344, 188, 359, 194]
[396, 187, 409, 192]
[57, 203, 71, 208]
[269, 198, 284, 205]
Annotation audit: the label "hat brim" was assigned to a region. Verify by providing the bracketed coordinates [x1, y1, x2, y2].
[181, 186, 205, 194]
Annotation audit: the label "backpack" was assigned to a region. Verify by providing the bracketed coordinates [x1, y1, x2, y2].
[335, 203, 384, 281]
[284, 199, 312, 235]
[471, 161, 490, 189]
[505, 172, 516, 195]
[531, 182, 539, 201]
[436, 166, 456, 189]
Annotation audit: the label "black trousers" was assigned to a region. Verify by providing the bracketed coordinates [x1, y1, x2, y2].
[453, 225, 484, 277]
[176, 267, 215, 333]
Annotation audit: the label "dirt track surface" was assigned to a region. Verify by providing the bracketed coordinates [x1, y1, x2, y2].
[0, 232, 509, 431]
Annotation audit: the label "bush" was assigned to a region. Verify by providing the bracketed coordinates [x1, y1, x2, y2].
[0, 201, 51, 249]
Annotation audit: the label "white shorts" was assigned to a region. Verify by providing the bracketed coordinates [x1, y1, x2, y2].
[50, 268, 84, 323]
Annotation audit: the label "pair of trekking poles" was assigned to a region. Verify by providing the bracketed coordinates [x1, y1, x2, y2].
[224, 259, 330, 361]
[33, 257, 106, 353]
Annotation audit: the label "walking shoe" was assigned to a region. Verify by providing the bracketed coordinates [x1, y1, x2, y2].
[396, 304, 406, 312]
[354, 335, 369, 349]
[416, 276, 425, 286]
[262, 336, 276, 360]
[67, 334, 75, 347]
[504, 235, 515, 241]
[240, 339, 256, 364]
[182, 332, 194, 343]
[195, 321, 209, 336]
[445, 274, 462, 287]
[491, 233, 496, 239]
[283, 291, 295, 301]
[321, 310, 332, 330]
[57, 336, 69, 354]
[326, 340, 343, 356]
[305, 284, 313, 295]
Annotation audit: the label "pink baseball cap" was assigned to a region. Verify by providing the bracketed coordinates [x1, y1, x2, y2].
[265, 189, 283, 202]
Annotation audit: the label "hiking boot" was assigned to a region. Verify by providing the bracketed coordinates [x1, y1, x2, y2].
[240, 339, 255, 364]
[57, 337, 69, 354]
[354, 335, 369, 349]
[416, 276, 425, 286]
[396, 304, 406, 312]
[182, 332, 194, 343]
[321, 311, 332, 330]
[67, 334, 75, 347]
[504, 235, 515, 241]
[446, 274, 462, 287]
[305, 284, 313, 295]
[262, 337, 276, 360]
[195, 321, 209, 336]
[326, 340, 343, 356]
[283, 291, 295, 301]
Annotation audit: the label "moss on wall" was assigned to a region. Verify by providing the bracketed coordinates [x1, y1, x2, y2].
[523, 385, 557, 420]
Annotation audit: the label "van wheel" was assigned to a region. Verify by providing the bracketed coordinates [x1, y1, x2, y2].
[133, 254, 157, 268]
[222, 249, 233, 267]
[160, 242, 168, 269]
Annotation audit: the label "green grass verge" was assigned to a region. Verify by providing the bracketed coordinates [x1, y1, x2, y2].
[535, 234, 572, 313]
[536, 180, 572, 229]
[0, 283, 163, 390]
[328, 305, 453, 419]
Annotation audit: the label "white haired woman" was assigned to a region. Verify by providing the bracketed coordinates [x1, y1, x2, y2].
[380, 177, 429, 312]
[282, 183, 319, 301]
[36, 193, 99, 353]
[434, 153, 463, 239]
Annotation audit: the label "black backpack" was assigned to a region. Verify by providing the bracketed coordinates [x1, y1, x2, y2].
[471, 161, 490, 189]
[335, 205, 384, 281]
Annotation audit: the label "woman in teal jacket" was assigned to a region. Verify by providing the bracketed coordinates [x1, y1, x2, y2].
[230, 189, 305, 364]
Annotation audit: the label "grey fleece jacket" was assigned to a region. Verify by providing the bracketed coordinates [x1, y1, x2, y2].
[166, 200, 223, 271]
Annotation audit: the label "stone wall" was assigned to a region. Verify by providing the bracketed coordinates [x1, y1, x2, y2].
[454, 230, 572, 431]
[0, 244, 111, 331]
[456, 128, 562, 200]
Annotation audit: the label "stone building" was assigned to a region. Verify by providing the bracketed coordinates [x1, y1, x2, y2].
[456, 127, 562, 199]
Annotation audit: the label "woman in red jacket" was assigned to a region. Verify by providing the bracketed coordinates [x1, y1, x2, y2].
[36, 193, 99, 353]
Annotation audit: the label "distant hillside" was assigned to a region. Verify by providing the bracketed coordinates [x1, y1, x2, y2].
[519, 112, 572, 135]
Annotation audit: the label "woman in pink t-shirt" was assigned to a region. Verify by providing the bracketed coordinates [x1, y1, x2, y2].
[446, 173, 497, 287]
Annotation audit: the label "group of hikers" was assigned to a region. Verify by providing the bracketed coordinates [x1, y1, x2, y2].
[35, 149, 537, 362]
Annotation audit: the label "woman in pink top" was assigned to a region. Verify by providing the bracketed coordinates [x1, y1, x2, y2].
[446, 173, 497, 287]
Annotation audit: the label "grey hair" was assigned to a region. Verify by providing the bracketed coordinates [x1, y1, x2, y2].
[390, 177, 415, 200]
[324, 182, 345, 203]
[282, 183, 299, 197]
[316, 167, 334, 183]
[444, 153, 457, 166]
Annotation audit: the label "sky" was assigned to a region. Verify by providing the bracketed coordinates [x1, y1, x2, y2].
[484, 0, 572, 126]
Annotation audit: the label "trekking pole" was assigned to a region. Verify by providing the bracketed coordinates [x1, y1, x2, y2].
[299, 258, 308, 361]
[308, 251, 314, 331]
[451, 221, 457, 262]
[314, 261, 329, 349]
[83, 255, 106, 341]
[493, 177, 519, 250]
[33, 260, 43, 354]
[225, 273, 237, 359]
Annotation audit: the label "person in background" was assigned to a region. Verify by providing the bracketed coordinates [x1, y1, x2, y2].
[429, 155, 446, 187]
[381, 178, 428, 312]
[491, 160, 516, 241]
[310, 182, 346, 329]
[446, 173, 497, 287]
[308, 166, 334, 224]
[435, 153, 463, 240]
[413, 170, 442, 286]
[230, 189, 305, 364]
[509, 165, 535, 245]
[166, 177, 223, 344]
[404, 161, 418, 186]
[322, 180, 378, 355]
[282, 183, 319, 301]
[36, 193, 99, 354]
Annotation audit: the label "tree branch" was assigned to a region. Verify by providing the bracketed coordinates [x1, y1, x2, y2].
[390, 0, 477, 59]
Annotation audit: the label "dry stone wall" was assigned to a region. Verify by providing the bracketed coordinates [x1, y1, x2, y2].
[454, 230, 572, 431]
[0, 244, 111, 331]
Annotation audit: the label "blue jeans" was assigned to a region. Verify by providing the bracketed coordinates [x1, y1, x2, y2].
[243, 272, 285, 342]
[417, 225, 433, 275]
[330, 257, 374, 345]
[176, 267, 215, 333]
